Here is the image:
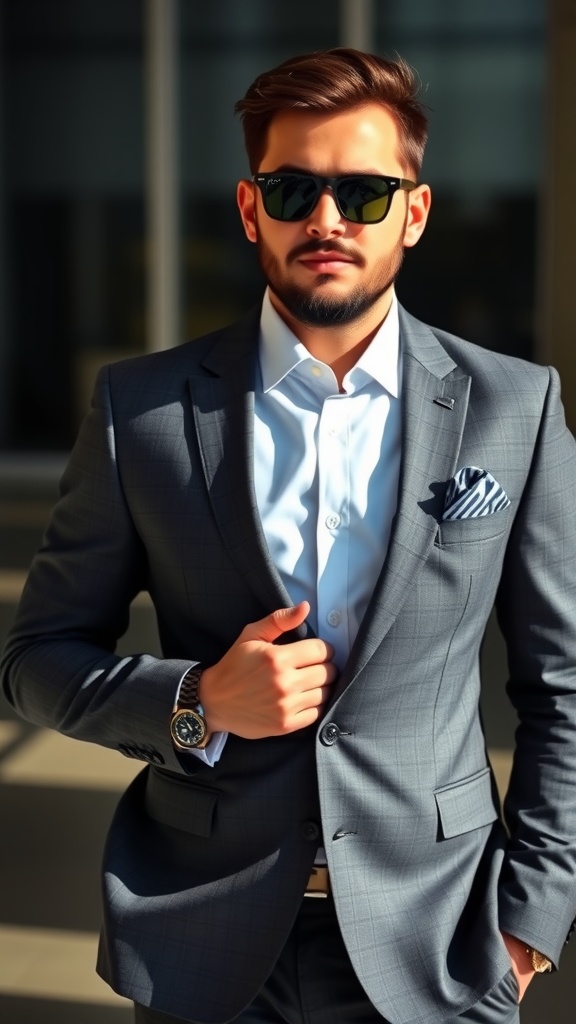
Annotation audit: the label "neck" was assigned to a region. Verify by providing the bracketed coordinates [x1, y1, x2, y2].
[269, 288, 394, 389]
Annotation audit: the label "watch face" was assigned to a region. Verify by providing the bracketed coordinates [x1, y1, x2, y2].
[171, 710, 206, 748]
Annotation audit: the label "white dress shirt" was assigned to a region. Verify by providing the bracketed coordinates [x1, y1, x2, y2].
[255, 290, 402, 669]
[189, 288, 402, 765]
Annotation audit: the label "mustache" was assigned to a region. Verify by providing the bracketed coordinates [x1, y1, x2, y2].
[287, 239, 364, 266]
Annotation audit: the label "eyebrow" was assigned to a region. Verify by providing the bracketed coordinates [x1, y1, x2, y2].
[263, 165, 387, 177]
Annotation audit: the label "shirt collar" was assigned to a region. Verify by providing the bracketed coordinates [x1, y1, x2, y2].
[258, 288, 401, 398]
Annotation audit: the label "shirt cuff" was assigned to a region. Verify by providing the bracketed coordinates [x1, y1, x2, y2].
[186, 730, 228, 766]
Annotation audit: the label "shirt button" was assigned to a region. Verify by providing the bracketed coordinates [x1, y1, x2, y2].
[311, 365, 322, 377]
[325, 513, 341, 530]
[327, 609, 341, 627]
[321, 723, 340, 745]
[302, 821, 320, 841]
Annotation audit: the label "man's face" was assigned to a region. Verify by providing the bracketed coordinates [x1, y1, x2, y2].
[237, 103, 430, 329]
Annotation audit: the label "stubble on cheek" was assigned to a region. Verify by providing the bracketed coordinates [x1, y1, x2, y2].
[255, 230, 406, 328]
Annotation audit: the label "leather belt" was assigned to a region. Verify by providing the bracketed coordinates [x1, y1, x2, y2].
[305, 865, 330, 897]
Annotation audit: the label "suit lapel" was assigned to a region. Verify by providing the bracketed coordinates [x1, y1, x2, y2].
[188, 304, 472, 668]
[188, 312, 295, 617]
[338, 308, 472, 690]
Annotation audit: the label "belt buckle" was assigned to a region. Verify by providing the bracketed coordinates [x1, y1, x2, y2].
[305, 865, 330, 898]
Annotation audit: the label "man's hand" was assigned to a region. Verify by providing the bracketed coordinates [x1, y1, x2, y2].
[198, 601, 338, 738]
[501, 931, 536, 1002]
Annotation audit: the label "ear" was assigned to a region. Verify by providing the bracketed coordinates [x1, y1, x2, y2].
[403, 184, 431, 249]
[237, 179, 258, 243]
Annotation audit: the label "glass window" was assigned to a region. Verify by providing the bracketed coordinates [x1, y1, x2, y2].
[0, 0, 545, 451]
[179, 0, 341, 340]
[1, 0, 145, 449]
[375, 0, 545, 358]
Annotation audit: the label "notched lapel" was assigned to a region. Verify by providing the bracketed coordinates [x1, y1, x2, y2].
[337, 317, 472, 693]
[188, 319, 295, 619]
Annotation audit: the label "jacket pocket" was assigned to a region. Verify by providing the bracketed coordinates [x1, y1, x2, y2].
[435, 766, 498, 839]
[145, 767, 218, 837]
[435, 509, 511, 546]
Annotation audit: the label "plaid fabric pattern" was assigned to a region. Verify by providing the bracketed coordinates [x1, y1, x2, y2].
[3, 304, 576, 1024]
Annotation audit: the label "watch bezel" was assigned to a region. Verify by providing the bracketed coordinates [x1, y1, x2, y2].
[170, 707, 208, 749]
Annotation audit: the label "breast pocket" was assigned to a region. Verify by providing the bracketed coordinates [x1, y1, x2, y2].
[436, 508, 512, 547]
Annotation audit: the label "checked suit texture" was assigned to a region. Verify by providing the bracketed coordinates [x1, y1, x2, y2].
[2, 303, 576, 1024]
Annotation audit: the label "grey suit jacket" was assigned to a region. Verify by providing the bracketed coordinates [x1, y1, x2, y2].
[2, 304, 576, 1024]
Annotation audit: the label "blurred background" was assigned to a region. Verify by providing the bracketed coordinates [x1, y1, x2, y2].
[0, 1, 575, 1021]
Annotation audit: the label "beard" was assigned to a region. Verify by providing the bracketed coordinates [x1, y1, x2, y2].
[255, 231, 406, 328]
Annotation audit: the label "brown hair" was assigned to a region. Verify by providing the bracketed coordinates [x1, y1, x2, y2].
[235, 48, 429, 178]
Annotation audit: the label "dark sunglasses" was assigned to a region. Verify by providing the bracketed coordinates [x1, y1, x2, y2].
[253, 172, 417, 224]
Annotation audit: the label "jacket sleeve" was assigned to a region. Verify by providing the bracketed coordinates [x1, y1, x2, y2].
[0, 365, 202, 776]
[496, 365, 576, 965]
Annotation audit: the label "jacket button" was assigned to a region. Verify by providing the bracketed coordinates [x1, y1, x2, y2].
[321, 722, 340, 745]
[302, 821, 320, 842]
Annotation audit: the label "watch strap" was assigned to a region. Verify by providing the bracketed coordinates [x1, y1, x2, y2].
[175, 665, 203, 712]
[526, 946, 552, 973]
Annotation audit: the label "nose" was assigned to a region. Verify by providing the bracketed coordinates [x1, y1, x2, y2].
[305, 187, 346, 238]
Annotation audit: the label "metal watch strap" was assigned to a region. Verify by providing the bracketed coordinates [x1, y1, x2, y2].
[178, 665, 203, 710]
[527, 947, 552, 973]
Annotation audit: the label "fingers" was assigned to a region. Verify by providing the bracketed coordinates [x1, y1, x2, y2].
[237, 603, 334, 666]
[278, 637, 335, 671]
[284, 686, 335, 732]
[239, 601, 311, 645]
[293, 682, 334, 715]
[200, 603, 338, 739]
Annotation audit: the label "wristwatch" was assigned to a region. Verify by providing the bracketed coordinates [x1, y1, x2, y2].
[526, 947, 552, 973]
[170, 666, 209, 750]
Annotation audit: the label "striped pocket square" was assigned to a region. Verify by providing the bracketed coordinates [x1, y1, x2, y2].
[443, 466, 510, 521]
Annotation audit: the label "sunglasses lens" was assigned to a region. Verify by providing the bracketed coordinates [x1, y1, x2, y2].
[336, 176, 391, 223]
[262, 175, 318, 221]
[258, 174, 394, 223]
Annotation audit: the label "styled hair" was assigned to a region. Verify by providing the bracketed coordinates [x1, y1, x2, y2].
[235, 48, 429, 178]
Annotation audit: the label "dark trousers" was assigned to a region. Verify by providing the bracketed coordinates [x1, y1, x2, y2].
[134, 896, 520, 1024]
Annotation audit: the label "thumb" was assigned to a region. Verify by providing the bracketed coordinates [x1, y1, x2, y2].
[240, 601, 310, 645]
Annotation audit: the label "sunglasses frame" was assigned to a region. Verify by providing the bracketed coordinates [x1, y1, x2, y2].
[253, 172, 417, 224]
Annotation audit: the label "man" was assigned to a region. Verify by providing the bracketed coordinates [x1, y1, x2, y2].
[2, 47, 576, 1024]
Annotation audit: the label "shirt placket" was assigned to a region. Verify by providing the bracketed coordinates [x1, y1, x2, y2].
[315, 393, 350, 669]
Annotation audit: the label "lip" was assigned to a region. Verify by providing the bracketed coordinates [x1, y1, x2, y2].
[297, 252, 356, 272]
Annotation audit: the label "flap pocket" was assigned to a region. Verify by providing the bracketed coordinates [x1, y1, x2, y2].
[435, 766, 498, 839]
[145, 767, 218, 837]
